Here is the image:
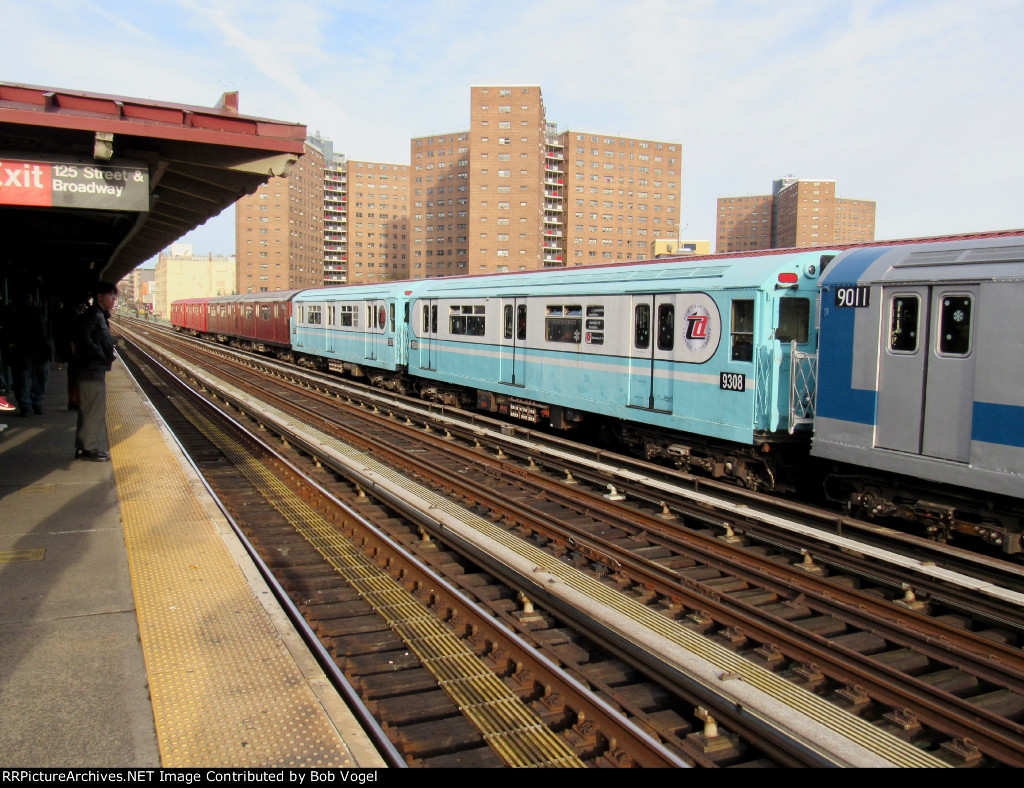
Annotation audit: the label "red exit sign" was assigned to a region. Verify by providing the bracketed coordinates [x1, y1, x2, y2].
[0, 158, 149, 211]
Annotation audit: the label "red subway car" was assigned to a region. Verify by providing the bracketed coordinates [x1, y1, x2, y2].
[172, 291, 300, 355]
[232, 290, 300, 352]
[171, 297, 211, 335]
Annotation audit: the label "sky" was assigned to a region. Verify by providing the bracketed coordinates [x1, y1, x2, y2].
[3, 0, 1022, 263]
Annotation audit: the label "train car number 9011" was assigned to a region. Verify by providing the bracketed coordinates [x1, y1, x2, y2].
[720, 372, 746, 392]
[834, 286, 871, 308]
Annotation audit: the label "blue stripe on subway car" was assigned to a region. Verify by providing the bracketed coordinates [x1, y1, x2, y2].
[973, 402, 1024, 448]
[815, 247, 890, 426]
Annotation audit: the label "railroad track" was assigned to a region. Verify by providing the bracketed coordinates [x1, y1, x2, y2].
[123, 318, 1024, 593]
[118, 321, 1024, 766]
[117, 332, 732, 767]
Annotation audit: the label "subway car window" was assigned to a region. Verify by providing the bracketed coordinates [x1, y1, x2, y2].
[731, 300, 754, 361]
[777, 298, 810, 343]
[634, 304, 651, 349]
[449, 304, 486, 336]
[889, 296, 919, 352]
[516, 305, 527, 340]
[657, 304, 675, 351]
[545, 305, 582, 343]
[939, 295, 972, 355]
[504, 305, 513, 340]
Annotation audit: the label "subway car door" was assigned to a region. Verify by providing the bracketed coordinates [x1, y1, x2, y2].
[417, 299, 438, 371]
[499, 299, 527, 386]
[364, 300, 382, 361]
[875, 285, 977, 461]
[627, 295, 673, 411]
[324, 304, 334, 353]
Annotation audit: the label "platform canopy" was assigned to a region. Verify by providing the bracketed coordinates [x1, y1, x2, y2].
[0, 82, 307, 296]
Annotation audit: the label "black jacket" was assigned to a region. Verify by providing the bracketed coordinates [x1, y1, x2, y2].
[75, 305, 115, 373]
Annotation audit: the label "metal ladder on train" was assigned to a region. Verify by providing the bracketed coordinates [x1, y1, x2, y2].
[789, 340, 817, 434]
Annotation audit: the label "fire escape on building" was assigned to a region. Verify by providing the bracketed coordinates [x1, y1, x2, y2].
[543, 123, 565, 268]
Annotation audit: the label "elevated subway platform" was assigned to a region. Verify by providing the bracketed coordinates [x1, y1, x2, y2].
[0, 362, 385, 769]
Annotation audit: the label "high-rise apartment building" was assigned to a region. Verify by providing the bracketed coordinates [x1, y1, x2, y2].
[235, 88, 681, 285]
[236, 141, 325, 292]
[345, 160, 411, 283]
[309, 135, 348, 286]
[409, 131, 471, 276]
[242, 135, 410, 287]
[307, 136, 413, 285]
[563, 129, 681, 266]
[410, 86, 681, 277]
[717, 178, 875, 253]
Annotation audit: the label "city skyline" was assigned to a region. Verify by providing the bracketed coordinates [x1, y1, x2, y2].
[234, 90, 684, 291]
[4, 1, 1021, 262]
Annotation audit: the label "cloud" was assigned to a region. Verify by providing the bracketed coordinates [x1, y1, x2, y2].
[3, 0, 1022, 253]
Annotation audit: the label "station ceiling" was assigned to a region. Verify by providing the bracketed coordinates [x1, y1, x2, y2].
[0, 82, 306, 298]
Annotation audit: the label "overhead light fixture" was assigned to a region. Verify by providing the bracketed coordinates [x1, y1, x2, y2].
[94, 131, 114, 161]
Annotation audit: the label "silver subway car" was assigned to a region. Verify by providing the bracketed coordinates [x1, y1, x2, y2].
[814, 236, 1024, 552]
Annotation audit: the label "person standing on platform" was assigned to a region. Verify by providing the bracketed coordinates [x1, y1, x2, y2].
[0, 302, 15, 425]
[57, 300, 86, 410]
[74, 282, 117, 462]
[0, 300, 15, 421]
[8, 292, 51, 417]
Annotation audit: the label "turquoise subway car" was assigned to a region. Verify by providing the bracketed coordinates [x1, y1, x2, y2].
[172, 232, 1024, 552]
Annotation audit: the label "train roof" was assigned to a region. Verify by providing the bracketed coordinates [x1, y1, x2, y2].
[295, 283, 402, 301]
[821, 234, 1024, 287]
[406, 249, 832, 298]
[172, 290, 302, 307]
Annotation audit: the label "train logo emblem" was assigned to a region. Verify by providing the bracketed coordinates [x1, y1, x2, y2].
[684, 304, 713, 353]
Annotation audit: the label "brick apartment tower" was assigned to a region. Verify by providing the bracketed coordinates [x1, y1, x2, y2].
[345, 160, 411, 283]
[307, 135, 412, 286]
[409, 131, 472, 276]
[238, 89, 681, 286]
[310, 135, 348, 285]
[236, 142, 326, 292]
[410, 86, 681, 278]
[716, 178, 875, 253]
[564, 129, 681, 265]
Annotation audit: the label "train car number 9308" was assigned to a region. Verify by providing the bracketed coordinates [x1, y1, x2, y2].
[720, 372, 746, 392]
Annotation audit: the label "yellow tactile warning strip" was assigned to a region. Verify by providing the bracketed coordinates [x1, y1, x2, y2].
[160, 349, 947, 768]
[173, 394, 585, 768]
[13, 483, 57, 495]
[105, 363, 358, 768]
